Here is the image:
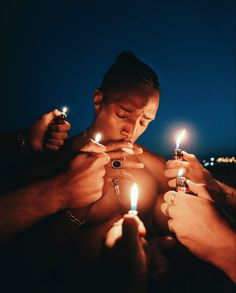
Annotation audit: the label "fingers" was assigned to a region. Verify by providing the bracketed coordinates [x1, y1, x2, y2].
[186, 180, 211, 200]
[43, 143, 60, 152]
[105, 218, 124, 248]
[49, 121, 71, 132]
[165, 167, 187, 178]
[108, 147, 143, 160]
[80, 139, 106, 153]
[123, 214, 146, 237]
[163, 191, 182, 205]
[182, 151, 201, 167]
[106, 141, 133, 152]
[160, 202, 177, 218]
[44, 138, 64, 147]
[105, 215, 146, 249]
[108, 159, 144, 169]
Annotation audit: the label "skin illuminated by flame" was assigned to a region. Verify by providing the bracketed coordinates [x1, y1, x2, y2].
[62, 106, 68, 114]
[176, 129, 186, 149]
[95, 133, 102, 143]
[178, 168, 184, 177]
[130, 183, 139, 211]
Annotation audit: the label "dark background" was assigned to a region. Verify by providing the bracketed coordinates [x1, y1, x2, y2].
[0, 0, 235, 159]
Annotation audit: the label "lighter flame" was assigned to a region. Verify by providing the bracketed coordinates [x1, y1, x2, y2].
[130, 183, 139, 211]
[178, 168, 184, 177]
[62, 106, 68, 114]
[95, 133, 102, 143]
[176, 129, 186, 149]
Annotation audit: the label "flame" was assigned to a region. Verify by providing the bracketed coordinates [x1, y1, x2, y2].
[62, 106, 68, 114]
[95, 133, 101, 143]
[130, 183, 139, 211]
[178, 168, 184, 177]
[176, 129, 186, 149]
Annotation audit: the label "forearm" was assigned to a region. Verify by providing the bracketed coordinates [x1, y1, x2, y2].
[213, 228, 236, 283]
[215, 180, 236, 208]
[0, 179, 65, 244]
[0, 129, 28, 153]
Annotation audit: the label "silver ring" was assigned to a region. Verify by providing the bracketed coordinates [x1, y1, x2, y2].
[171, 193, 177, 205]
[111, 160, 122, 168]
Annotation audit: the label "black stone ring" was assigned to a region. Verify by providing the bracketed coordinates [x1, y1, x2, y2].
[112, 160, 122, 168]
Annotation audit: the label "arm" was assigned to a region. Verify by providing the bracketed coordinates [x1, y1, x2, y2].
[0, 109, 71, 153]
[0, 140, 109, 244]
[165, 151, 236, 213]
[161, 181, 236, 283]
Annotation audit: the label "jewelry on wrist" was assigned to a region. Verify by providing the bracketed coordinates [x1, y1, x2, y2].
[17, 128, 28, 150]
[64, 209, 86, 227]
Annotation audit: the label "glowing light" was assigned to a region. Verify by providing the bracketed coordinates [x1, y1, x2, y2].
[210, 157, 215, 161]
[176, 129, 186, 149]
[210, 162, 214, 166]
[62, 106, 68, 114]
[94, 133, 102, 143]
[204, 162, 209, 167]
[177, 168, 184, 177]
[130, 183, 139, 212]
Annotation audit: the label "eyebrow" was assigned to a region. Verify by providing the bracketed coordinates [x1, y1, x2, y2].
[118, 104, 155, 120]
[118, 104, 133, 113]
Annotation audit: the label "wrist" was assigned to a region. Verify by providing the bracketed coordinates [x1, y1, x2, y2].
[36, 178, 68, 213]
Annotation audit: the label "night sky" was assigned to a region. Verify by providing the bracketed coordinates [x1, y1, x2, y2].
[1, 0, 235, 159]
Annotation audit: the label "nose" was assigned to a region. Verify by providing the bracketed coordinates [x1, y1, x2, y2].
[120, 118, 138, 141]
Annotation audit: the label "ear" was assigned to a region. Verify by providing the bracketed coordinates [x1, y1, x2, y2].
[93, 89, 104, 113]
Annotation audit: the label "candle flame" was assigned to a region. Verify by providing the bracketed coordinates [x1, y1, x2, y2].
[95, 133, 101, 143]
[62, 106, 68, 114]
[130, 183, 139, 211]
[178, 168, 184, 177]
[176, 129, 186, 149]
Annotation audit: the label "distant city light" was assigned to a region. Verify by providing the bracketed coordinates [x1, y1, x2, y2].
[201, 156, 236, 168]
[216, 156, 236, 164]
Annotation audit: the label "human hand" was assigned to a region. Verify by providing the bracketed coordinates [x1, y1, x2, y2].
[25, 109, 71, 151]
[161, 180, 236, 282]
[165, 151, 221, 196]
[55, 139, 109, 208]
[103, 215, 148, 292]
[104, 140, 144, 182]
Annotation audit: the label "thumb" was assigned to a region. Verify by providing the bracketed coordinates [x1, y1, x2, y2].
[80, 139, 106, 153]
[186, 180, 212, 200]
[182, 151, 201, 168]
[122, 216, 141, 253]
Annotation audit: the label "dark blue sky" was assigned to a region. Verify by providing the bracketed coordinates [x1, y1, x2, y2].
[1, 0, 235, 158]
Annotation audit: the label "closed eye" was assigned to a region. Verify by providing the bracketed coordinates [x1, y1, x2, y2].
[116, 113, 127, 119]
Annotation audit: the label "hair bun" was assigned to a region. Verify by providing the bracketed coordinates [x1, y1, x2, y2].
[116, 51, 139, 65]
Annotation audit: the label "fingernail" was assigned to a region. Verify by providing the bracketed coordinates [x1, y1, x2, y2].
[127, 143, 133, 148]
[121, 148, 134, 154]
[137, 148, 143, 154]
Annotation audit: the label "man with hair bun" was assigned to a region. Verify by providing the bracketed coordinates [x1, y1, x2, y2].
[2, 52, 176, 292]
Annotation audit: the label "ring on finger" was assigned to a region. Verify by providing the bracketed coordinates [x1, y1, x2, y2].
[111, 160, 122, 169]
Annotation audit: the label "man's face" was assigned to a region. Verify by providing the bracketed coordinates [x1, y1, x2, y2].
[93, 91, 160, 144]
